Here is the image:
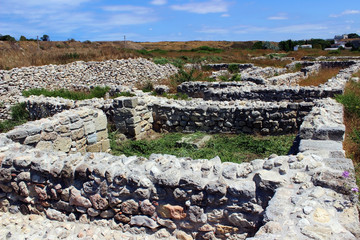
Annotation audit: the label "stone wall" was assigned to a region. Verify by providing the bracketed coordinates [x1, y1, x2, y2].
[0, 97, 359, 239]
[151, 100, 313, 135]
[5, 108, 110, 154]
[0, 58, 178, 120]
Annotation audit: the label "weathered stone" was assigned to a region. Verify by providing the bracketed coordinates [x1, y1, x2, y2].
[188, 206, 207, 223]
[130, 215, 158, 229]
[175, 230, 193, 240]
[100, 209, 115, 219]
[114, 213, 131, 223]
[253, 170, 287, 191]
[140, 199, 156, 216]
[69, 188, 92, 208]
[89, 194, 108, 210]
[121, 199, 139, 215]
[45, 209, 66, 222]
[157, 218, 177, 229]
[158, 204, 186, 220]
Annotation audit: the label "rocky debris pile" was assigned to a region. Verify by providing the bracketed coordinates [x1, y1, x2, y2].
[0, 58, 178, 120]
[6, 107, 109, 154]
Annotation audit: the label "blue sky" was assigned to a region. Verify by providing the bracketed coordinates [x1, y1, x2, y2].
[1, 0, 359, 42]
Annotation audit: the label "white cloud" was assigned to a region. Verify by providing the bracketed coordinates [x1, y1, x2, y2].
[102, 5, 152, 15]
[171, 0, 231, 14]
[221, 14, 230, 17]
[150, 0, 167, 5]
[268, 13, 288, 20]
[330, 10, 360, 18]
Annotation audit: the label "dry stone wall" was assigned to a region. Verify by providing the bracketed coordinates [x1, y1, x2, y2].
[5, 108, 109, 154]
[0, 58, 178, 120]
[150, 99, 313, 135]
[0, 98, 359, 239]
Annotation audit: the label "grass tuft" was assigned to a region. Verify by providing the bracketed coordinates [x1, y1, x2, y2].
[22, 86, 110, 100]
[109, 132, 295, 163]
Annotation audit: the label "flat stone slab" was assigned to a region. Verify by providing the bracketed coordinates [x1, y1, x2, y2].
[176, 135, 212, 149]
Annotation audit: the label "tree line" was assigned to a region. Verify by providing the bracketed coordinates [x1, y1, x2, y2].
[0, 34, 50, 42]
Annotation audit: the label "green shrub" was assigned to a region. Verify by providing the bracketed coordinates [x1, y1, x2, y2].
[63, 52, 80, 59]
[228, 64, 239, 73]
[153, 57, 170, 65]
[171, 69, 203, 84]
[0, 102, 29, 133]
[218, 75, 229, 81]
[230, 74, 242, 82]
[142, 81, 154, 92]
[336, 82, 360, 117]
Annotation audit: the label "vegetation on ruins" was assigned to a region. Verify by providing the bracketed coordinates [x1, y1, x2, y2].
[0, 103, 29, 133]
[298, 67, 343, 86]
[336, 75, 360, 191]
[109, 131, 295, 163]
[22, 86, 110, 100]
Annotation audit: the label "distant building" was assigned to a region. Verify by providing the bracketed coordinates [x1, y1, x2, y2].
[334, 34, 348, 44]
[294, 44, 313, 51]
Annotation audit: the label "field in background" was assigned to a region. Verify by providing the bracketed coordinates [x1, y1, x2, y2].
[2, 40, 360, 70]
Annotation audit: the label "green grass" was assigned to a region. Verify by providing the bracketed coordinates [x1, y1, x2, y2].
[336, 81, 360, 118]
[0, 102, 30, 133]
[109, 132, 295, 163]
[22, 86, 110, 100]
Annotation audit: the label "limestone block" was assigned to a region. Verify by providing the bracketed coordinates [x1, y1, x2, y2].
[96, 130, 108, 141]
[101, 140, 110, 152]
[87, 133, 97, 145]
[93, 113, 107, 131]
[36, 141, 54, 151]
[84, 122, 96, 135]
[71, 128, 84, 141]
[23, 134, 41, 145]
[86, 142, 102, 152]
[53, 137, 72, 152]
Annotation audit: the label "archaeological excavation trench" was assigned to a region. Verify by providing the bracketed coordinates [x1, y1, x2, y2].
[0, 58, 360, 239]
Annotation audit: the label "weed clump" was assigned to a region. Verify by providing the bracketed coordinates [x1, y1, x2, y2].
[0, 102, 29, 133]
[22, 86, 110, 100]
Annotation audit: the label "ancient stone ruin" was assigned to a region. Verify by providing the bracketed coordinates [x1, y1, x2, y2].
[0, 57, 360, 239]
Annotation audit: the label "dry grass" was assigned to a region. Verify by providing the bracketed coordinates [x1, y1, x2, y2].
[1, 40, 360, 70]
[0, 41, 142, 70]
[298, 67, 343, 86]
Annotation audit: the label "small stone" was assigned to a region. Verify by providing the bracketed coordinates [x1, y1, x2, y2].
[158, 204, 186, 220]
[303, 206, 313, 215]
[121, 199, 138, 215]
[313, 208, 331, 223]
[175, 230, 193, 240]
[130, 215, 159, 229]
[45, 209, 66, 221]
[157, 218, 177, 229]
[140, 199, 156, 216]
[155, 228, 171, 239]
[89, 194, 108, 210]
[114, 213, 131, 223]
[198, 224, 215, 232]
[100, 209, 115, 219]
